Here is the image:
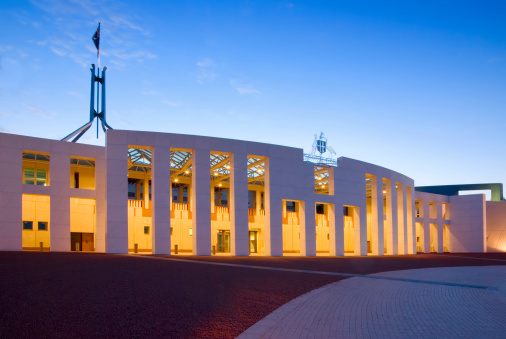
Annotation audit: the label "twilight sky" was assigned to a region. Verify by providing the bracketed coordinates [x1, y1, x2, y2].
[0, 0, 505, 189]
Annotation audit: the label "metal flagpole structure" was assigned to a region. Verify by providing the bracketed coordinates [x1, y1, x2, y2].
[62, 22, 113, 143]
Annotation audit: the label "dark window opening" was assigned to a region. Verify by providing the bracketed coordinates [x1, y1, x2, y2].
[38, 222, 48, 231]
[286, 201, 296, 212]
[74, 172, 80, 188]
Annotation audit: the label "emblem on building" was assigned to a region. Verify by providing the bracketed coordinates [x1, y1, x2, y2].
[304, 132, 337, 166]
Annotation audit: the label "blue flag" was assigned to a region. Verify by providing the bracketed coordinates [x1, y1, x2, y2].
[92, 23, 100, 50]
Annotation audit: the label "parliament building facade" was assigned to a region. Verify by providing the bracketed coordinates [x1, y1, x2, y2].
[1, 130, 505, 255]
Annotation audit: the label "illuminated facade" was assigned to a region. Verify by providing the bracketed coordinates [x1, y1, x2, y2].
[0, 130, 505, 255]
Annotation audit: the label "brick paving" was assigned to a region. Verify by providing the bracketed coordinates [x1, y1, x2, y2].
[239, 265, 506, 338]
[1, 252, 505, 338]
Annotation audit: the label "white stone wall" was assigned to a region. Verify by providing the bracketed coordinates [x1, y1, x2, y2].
[0, 132, 105, 252]
[486, 201, 506, 252]
[0, 133, 23, 250]
[449, 194, 486, 253]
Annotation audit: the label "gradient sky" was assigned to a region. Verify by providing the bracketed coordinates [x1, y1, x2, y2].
[1, 0, 505, 189]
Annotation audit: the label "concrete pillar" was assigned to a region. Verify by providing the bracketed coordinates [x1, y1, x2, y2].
[0, 136, 22, 251]
[152, 145, 171, 255]
[396, 183, 405, 254]
[264, 157, 282, 256]
[302, 200, 316, 256]
[400, 184, 408, 254]
[191, 149, 211, 255]
[230, 153, 249, 256]
[376, 177, 385, 255]
[356, 205, 366, 255]
[329, 203, 341, 255]
[105, 133, 128, 253]
[369, 176, 379, 255]
[423, 199, 431, 253]
[406, 186, 415, 254]
[50, 152, 70, 251]
[95, 149, 107, 252]
[390, 180, 398, 255]
[437, 220, 444, 253]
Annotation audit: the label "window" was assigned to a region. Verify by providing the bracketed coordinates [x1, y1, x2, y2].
[316, 204, 324, 214]
[38, 222, 48, 231]
[171, 227, 173, 236]
[23, 221, 33, 230]
[70, 157, 95, 189]
[24, 168, 47, 186]
[143, 226, 150, 235]
[189, 228, 193, 236]
[23, 152, 49, 186]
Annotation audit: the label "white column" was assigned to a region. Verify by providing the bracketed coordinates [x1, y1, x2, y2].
[105, 133, 128, 253]
[396, 183, 405, 254]
[329, 203, 342, 256]
[406, 186, 415, 254]
[0, 136, 22, 251]
[302, 200, 316, 256]
[230, 153, 249, 256]
[264, 157, 283, 256]
[152, 145, 171, 255]
[401, 184, 408, 254]
[390, 181, 398, 255]
[369, 176, 378, 255]
[192, 149, 211, 255]
[357, 205, 367, 255]
[50, 152, 71, 251]
[95, 150, 107, 252]
[437, 219, 444, 253]
[423, 199, 430, 253]
[376, 177, 385, 255]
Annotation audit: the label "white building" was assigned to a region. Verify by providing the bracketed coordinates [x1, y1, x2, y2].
[1, 130, 505, 255]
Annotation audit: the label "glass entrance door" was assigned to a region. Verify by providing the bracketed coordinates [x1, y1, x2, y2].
[249, 231, 258, 253]
[217, 230, 230, 253]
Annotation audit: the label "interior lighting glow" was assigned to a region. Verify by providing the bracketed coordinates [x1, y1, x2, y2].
[174, 178, 178, 182]
[226, 165, 230, 169]
[214, 172, 219, 176]
[257, 168, 262, 173]
[383, 190, 387, 194]
[185, 170, 189, 174]
[218, 183, 222, 187]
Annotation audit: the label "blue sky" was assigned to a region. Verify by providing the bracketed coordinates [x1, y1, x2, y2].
[0, 0, 505, 188]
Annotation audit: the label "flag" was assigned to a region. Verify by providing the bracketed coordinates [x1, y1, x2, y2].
[92, 23, 100, 51]
[92, 23, 100, 68]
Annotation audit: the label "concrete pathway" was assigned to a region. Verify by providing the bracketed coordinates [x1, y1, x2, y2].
[238, 266, 506, 338]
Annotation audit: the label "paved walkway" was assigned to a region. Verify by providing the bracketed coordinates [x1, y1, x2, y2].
[238, 266, 506, 338]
